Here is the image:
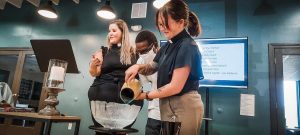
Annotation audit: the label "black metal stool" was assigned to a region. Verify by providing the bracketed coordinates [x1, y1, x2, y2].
[89, 125, 138, 135]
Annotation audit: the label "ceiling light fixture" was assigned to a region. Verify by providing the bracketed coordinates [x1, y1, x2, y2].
[153, 0, 170, 9]
[37, 1, 58, 19]
[97, 0, 116, 20]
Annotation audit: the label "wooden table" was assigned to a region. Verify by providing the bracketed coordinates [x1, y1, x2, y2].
[0, 112, 81, 135]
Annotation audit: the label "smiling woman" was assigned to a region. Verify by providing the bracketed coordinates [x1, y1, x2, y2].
[88, 19, 143, 135]
[125, 1, 204, 135]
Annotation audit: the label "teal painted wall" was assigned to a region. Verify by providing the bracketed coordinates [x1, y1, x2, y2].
[1, 0, 300, 135]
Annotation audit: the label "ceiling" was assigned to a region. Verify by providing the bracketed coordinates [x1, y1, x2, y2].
[0, 0, 225, 10]
[1, 0, 83, 10]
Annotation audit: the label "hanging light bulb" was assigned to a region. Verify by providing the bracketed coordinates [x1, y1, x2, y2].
[37, 1, 58, 19]
[97, 0, 116, 20]
[153, 0, 170, 9]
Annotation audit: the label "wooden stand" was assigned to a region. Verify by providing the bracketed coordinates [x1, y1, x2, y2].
[39, 87, 65, 116]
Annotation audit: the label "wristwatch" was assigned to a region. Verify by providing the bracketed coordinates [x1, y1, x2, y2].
[145, 91, 152, 101]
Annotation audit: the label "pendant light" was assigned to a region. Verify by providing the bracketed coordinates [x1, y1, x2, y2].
[37, 1, 58, 19]
[153, 0, 170, 9]
[97, 0, 116, 20]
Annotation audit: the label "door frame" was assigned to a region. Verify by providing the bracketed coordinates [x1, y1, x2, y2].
[0, 48, 47, 135]
[269, 44, 300, 135]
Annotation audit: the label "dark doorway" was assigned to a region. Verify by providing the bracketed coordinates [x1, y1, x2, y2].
[269, 44, 300, 135]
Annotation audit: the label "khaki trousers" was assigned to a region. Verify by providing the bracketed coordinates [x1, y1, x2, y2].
[160, 91, 204, 135]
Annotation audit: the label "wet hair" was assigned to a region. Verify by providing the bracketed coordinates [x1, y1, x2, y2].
[135, 30, 158, 49]
[155, 0, 202, 37]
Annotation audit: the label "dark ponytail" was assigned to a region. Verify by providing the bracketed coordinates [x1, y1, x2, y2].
[188, 11, 201, 37]
[156, 0, 202, 37]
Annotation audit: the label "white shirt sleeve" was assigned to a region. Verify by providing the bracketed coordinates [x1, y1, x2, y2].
[139, 74, 150, 89]
[137, 57, 151, 88]
[0, 82, 14, 107]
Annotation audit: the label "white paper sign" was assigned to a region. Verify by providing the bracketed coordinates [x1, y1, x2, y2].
[49, 66, 65, 82]
[240, 94, 255, 116]
[68, 123, 72, 130]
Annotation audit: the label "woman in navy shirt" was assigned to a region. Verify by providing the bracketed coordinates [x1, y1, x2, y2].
[125, 1, 204, 135]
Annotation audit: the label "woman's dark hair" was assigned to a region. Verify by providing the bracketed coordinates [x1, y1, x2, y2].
[135, 30, 158, 49]
[155, 0, 201, 37]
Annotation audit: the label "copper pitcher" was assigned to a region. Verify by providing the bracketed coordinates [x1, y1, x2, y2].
[120, 79, 142, 104]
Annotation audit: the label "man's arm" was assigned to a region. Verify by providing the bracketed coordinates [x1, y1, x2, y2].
[138, 61, 158, 76]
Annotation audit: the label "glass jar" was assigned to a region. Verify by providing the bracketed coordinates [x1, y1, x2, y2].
[45, 59, 68, 89]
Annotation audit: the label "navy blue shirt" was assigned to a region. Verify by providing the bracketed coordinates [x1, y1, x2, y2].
[154, 30, 204, 96]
